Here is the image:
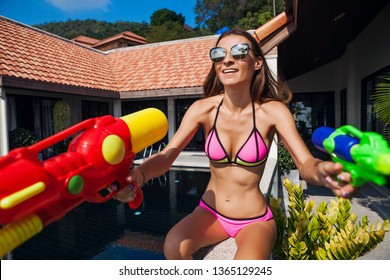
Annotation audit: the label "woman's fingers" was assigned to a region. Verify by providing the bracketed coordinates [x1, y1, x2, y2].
[113, 185, 138, 203]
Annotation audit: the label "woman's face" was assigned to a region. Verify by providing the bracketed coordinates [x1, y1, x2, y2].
[213, 34, 262, 88]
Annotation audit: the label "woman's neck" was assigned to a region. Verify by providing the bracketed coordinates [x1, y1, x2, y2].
[222, 89, 252, 114]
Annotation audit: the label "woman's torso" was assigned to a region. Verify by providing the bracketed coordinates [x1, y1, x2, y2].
[199, 94, 276, 219]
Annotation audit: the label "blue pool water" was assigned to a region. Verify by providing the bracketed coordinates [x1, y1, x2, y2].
[10, 169, 210, 260]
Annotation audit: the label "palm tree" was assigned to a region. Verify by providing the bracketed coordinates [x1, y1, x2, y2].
[371, 71, 390, 143]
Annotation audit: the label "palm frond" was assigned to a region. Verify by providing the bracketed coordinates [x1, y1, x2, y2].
[371, 71, 390, 142]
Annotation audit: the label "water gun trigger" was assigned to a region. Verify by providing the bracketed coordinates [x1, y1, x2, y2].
[128, 183, 144, 209]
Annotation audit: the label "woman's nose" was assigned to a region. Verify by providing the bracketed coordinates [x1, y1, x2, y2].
[222, 52, 234, 64]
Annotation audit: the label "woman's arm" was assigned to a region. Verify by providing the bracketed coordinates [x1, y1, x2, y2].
[120, 99, 210, 195]
[113, 100, 208, 202]
[265, 101, 356, 198]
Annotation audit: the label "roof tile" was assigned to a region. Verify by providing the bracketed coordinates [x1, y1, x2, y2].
[0, 17, 118, 92]
[0, 17, 218, 95]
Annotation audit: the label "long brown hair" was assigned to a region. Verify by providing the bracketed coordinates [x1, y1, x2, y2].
[203, 28, 292, 104]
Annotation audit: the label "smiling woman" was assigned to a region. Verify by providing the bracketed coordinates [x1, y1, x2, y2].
[112, 28, 359, 260]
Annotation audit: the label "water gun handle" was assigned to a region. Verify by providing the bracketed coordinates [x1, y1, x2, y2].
[128, 183, 144, 209]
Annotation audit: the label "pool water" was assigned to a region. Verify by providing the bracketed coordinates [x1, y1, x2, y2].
[10, 169, 210, 260]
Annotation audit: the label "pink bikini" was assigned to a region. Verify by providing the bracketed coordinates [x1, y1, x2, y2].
[201, 99, 273, 237]
[204, 99, 268, 167]
[199, 199, 274, 238]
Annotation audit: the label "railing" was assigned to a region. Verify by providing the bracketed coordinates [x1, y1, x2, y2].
[141, 143, 167, 187]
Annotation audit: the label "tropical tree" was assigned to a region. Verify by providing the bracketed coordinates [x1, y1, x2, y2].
[371, 71, 390, 143]
[147, 21, 194, 42]
[194, 0, 285, 32]
[34, 19, 150, 39]
[150, 8, 185, 26]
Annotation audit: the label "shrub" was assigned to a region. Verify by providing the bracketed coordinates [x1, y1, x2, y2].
[269, 178, 390, 259]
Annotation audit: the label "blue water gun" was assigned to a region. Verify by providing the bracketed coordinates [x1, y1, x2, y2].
[312, 125, 390, 187]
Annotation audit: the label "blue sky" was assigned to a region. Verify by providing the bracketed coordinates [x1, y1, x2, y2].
[0, 0, 198, 27]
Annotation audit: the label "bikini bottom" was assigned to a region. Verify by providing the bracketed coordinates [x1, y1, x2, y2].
[199, 198, 274, 238]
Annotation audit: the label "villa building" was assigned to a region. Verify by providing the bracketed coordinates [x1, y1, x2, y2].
[0, 0, 389, 157]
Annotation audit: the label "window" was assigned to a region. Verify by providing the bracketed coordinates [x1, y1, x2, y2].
[176, 98, 204, 151]
[340, 88, 347, 126]
[7, 94, 58, 158]
[291, 92, 335, 134]
[81, 100, 109, 120]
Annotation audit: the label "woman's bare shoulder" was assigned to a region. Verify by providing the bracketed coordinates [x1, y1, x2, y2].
[190, 95, 223, 114]
[259, 101, 293, 126]
[260, 100, 290, 115]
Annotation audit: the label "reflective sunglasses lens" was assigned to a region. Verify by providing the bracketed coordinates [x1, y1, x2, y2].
[231, 44, 249, 60]
[210, 47, 226, 62]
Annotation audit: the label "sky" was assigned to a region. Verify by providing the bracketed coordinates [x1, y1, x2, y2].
[0, 0, 198, 27]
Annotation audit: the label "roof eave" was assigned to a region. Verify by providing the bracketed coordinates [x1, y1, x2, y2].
[254, 0, 298, 54]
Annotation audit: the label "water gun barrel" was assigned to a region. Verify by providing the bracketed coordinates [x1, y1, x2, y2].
[312, 126, 359, 162]
[121, 108, 168, 153]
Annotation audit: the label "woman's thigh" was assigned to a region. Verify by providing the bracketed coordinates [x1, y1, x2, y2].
[164, 206, 229, 258]
[233, 219, 277, 260]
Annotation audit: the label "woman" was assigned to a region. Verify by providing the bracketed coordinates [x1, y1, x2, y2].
[115, 28, 357, 259]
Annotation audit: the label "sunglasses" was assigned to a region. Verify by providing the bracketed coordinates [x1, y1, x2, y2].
[209, 43, 251, 63]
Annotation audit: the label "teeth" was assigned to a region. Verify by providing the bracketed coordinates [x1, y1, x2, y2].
[223, 69, 237, 73]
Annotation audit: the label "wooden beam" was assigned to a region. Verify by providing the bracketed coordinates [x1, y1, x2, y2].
[253, 0, 298, 54]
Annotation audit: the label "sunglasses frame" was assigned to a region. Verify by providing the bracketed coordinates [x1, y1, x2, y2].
[209, 43, 251, 63]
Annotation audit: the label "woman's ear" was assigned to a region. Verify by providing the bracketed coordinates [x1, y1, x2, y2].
[255, 58, 263, 70]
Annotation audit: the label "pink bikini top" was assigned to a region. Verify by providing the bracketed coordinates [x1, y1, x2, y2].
[204, 99, 268, 167]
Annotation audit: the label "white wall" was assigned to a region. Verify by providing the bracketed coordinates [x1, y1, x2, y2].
[356, 3, 390, 79]
[286, 3, 390, 128]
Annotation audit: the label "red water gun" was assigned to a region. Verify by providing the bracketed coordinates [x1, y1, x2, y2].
[0, 108, 168, 257]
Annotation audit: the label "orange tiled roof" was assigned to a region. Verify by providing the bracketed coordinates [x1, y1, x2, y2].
[107, 37, 215, 92]
[94, 30, 148, 47]
[0, 16, 216, 95]
[72, 35, 101, 47]
[0, 17, 119, 92]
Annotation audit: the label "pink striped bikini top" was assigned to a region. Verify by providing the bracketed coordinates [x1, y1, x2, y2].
[204, 99, 268, 167]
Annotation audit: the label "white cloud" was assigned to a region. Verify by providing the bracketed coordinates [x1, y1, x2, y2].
[45, 0, 111, 12]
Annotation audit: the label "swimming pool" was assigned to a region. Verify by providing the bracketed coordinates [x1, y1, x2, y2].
[9, 169, 210, 260]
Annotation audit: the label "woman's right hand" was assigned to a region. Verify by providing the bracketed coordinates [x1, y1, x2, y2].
[112, 167, 146, 203]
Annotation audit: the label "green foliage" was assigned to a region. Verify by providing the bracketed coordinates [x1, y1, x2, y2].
[53, 100, 71, 154]
[53, 100, 71, 133]
[147, 21, 197, 43]
[9, 128, 38, 150]
[33, 1, 287, 41]
[237, 11, 273, 30]
[277, 101, 311, 173]
[34, 19, 150, 40]
[269, 178, 390, 260]
[150, 9, 185, 26]
[371, 71, 390, 143]
[277, 142, 296, 173]
[195, 0, 284, 32]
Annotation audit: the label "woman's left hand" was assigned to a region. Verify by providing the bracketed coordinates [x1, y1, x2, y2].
[318, 161, 360, 199]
